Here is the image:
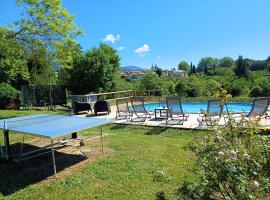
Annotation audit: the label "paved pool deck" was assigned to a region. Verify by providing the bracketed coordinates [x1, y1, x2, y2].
[81, 105, 270, 130]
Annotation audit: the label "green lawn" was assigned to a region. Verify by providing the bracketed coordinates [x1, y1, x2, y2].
[0, 110, 207, 200]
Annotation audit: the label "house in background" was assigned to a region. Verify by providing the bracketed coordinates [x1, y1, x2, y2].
[163, 69, 187, 78]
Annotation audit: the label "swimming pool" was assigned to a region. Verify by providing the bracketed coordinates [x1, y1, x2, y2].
[143, 102, 252, 113]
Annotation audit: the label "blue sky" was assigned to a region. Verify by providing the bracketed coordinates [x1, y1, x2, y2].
[1, 0, 270, 69]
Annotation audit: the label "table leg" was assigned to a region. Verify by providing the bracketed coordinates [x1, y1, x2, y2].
[72, 132, 77, 139]
[101, 127, 104, 154]
[51, 139, 57, 176]
[4, 130, 11, 160]
[155, 109, 157, 119]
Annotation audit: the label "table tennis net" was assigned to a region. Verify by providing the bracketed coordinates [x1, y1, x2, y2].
[3, 115, 63, 130]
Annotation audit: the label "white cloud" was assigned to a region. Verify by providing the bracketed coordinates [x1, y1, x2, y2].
[117, 46, 126, 51]
[134, 44, 150, 57]
[103, 34, 120, 44]
[156, 56, 162, 60]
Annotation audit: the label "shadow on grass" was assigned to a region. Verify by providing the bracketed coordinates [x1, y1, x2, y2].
[0, 143, 86, 196]
[0, 116, 18, 120]
[110, 124, 131, 130]
[144, 127, 168, 135]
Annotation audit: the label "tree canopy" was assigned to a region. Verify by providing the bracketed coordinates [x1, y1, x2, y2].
[10, 0, 82, 65]
[0, 27, 29, 89]
[178, 61, 189, 72]
[64, 44, 120, 94]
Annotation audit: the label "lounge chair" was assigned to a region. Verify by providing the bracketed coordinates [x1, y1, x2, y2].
[166, 96, 189, 125]
[94, 100, 111, 115]
[115, 98, 133, 120]
[235, 97, 270, 124]
[70, 95, 95, 114]
[130, 96, 152, 121]
[198, 99, 223, 126]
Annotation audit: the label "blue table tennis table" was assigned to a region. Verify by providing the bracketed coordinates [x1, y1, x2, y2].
[0, 114, 110, 175]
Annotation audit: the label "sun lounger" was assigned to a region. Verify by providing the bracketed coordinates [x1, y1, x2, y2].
[115, 98, 133, 120]
[130, 96, 152, 121]
[198, 99, 223, 126]
[166, 96, 189, 125]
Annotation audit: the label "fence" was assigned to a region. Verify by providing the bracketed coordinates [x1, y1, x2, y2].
[21, 85, 68, 109]
[70, 89, 167, 107]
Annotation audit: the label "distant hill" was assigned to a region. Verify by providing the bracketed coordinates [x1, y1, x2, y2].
[120, 66, 146, 72]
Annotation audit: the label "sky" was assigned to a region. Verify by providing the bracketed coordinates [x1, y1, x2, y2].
[1, 0, 270, 69]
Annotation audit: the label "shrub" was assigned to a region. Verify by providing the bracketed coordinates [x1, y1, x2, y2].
[0, 83, 19, 109]
[178, 83, 270, 199]
[250, 86, 263, 97]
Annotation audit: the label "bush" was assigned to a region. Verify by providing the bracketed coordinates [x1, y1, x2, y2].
[178, 84, 270, 199]
[178, 126, 270, 199]
[0, 83, 19, 109]
[250, 86, 263, 97]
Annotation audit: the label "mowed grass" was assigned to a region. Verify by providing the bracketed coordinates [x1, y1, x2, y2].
[0, 110, 208, 200]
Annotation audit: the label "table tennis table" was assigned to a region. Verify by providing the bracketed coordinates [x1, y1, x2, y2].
[0, 114, 110, 175]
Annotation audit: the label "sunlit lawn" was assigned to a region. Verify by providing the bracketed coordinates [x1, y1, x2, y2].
[0, 110, 207, 200]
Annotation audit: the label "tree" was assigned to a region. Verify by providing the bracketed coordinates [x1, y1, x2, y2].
[8, 0, 82, 66]
[26, 46, 57, 85]
[175, 80, 187, 96]
[67, 44, 120, 94]
[197, 57, 219, 74]
[234, 56, 250, 78]
[151, 64, 163, 77]
[0, 27, 29, 89]
[139, 72, 161, 90]
[218, 57, 235, 68]
[189, 62, 196, 75]
[178, 61, 189, 72]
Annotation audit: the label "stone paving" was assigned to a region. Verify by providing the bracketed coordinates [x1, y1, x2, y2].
[80, 105, 270, 130]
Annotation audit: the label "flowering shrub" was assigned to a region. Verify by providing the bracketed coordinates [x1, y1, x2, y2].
[178, 82, 270, 199]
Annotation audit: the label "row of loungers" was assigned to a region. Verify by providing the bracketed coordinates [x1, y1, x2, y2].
[115, 97, 270, 126]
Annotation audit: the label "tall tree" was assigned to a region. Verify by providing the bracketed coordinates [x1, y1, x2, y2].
[8, 0, 82, 66]
[234, 55, 250, 78]
[197, 57, 219, 74]
[0, 27, 29, 89]
[151, 64, 163, 77]
[67, 44, 120, 94]
[218, 57, 235, 68]
[178, 61, 189, 71]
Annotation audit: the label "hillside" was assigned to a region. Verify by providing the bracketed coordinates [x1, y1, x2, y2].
[120, 66, 145, 72]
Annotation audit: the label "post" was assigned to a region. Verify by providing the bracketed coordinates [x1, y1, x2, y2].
[19, 134, 25, 160]
[101, 127, 104, 154]
[3, 121, 11, 160]
[51, 139, 57, 176]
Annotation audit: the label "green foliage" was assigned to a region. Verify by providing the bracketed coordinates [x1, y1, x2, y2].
[178, 85, 270, 199]
[235, 56, 250, 78]
[151, 64, 163, 77]
[175, 76, 216, 97]
[179, 127, 270, 199]
[65, 44, 120, 94]
[139, 72, 161, 90]
[115, 73, 138, 91]
[12, 0, 82, 65]
[189, 62, 196, 75]
[249, 86, 263, 97]
[227, 78, 249, 97]
[197, 57, 219, 74]
[178, 61, 189, 72]
[26, 47, 56, 85]
[0, 27, 29, 89]
[250, 77, 270, 97]
[218, 57, 235, 68]
[214, 67, 235, 77]
[0, 83, 19, 109]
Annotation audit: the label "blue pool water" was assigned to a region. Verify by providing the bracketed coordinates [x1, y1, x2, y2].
[143, 102, 252, 113]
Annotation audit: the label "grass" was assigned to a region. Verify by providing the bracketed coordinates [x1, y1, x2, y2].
[0, 109, 208, 200]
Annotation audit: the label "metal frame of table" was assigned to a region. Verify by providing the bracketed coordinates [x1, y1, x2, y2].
[154, 107, 169, 119]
